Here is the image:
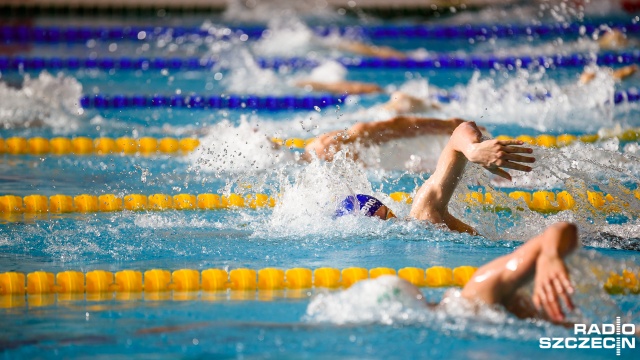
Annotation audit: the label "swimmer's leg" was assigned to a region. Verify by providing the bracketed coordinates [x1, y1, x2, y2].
[460, 222, 578, 322]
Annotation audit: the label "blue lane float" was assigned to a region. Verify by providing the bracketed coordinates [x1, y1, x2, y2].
[1, 52, 639, 71]
[1, 21, 640, 42]
[434, 88, 640, 105]
[79, 94, 347, 110]
[75, 88, 640, 111]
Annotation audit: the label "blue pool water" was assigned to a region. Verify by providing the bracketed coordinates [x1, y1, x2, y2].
[2, 2, 640, 359]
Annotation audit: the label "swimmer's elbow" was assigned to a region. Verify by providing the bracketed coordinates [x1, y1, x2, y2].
[543, 222, 579, 257]
[450, 121, 482, 150]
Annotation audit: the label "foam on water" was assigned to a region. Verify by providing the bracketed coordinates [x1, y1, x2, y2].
[306, 60, 348, 84]
[0, 71, 83, 132]
[265, 153, 379, 236]
[217, 48, 288, 95]
[444, 68, 620, 132]
[304, 275, 560, 341]
[134, 212, 215, 229]
[189, 118, 295, 174]
[305, 275, 429, 326]
[253, 16, 317, 57]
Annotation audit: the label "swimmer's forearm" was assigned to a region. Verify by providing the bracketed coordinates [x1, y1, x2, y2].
[409, 122, 478, 218]
[612, 65, 638, 81]
[539, 227, 579, 259]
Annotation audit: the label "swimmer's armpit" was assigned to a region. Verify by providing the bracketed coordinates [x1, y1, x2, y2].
[295, 80, 383, 94]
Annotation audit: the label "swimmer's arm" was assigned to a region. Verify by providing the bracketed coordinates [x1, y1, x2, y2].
[295, 80, 382, 94]
[409, 122, 534, 233]
[302, 117, 462, 161]
[613, 64, 638, 81]
[462, 222, 578, 322]
[581, 65, 638, 84]
[334, 41, 407, 59]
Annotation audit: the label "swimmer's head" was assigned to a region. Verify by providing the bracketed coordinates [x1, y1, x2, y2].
[335, 194, 396, 220]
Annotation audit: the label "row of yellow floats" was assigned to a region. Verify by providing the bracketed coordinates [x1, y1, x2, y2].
[493, 129, 640, 147]
[0, 267, 477, 296]
[0, 136, 200, 155]
[1, 189, 637, 214]
[1, 129, 638, 157]
[391, 190, 640, 214]
[0, 193, 275, 213]
[1, 266, 636, 299]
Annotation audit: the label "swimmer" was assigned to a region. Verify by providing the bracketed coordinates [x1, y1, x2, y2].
[330, 120, 535, 236]
[311, 222, 578, 323]
[579, 64, 638, 84]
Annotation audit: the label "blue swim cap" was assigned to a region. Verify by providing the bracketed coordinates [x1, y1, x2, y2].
[335, 194, 385, 218]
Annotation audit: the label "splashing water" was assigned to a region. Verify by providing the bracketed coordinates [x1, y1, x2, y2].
[217, 47, 288, 95]
[266, 153, 376, 236]
[253, 16, 317, 57]
[444, 140, 640, 244]
[0, 71, 83, 132]
[306, 60, 348, 84]
[189, 118, 295, 174]
[444, 68, 619, 132]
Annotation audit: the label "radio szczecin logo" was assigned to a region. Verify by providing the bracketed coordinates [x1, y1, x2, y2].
[539, 317, 635, 355]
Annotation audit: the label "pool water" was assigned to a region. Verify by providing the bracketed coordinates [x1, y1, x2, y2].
[1, 2, 640, 359]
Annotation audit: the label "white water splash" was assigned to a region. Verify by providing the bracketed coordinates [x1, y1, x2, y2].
[305, 276, 429, 325]
[306, 60, 348, 83]
[189, 118, 294, 173]
[0, 71, 83, 132]
[219, 48, 287, 95]
[444, 68, 618, 132]
[253, 16, 317, 57]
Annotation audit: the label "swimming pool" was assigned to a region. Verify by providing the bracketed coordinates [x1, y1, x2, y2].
[1, 1, 640, 359]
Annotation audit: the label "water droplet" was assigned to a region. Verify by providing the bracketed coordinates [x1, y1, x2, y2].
[314, 106, 321, 112]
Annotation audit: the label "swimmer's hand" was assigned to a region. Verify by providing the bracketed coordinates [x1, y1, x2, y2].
[463, 139, 535, 181]
[532, 253, 575, 322]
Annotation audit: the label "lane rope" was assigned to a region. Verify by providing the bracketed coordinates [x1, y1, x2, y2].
[78, 93, 346, 110]
[0, 266, 635, 301]
[0, 127, 638, 157]
[1, 22, 638, 43]
[0, 136, 200, 155]
[77, 89, 640, 109]
[0, 189, 637, 216]
[3, 51, 640, 71]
